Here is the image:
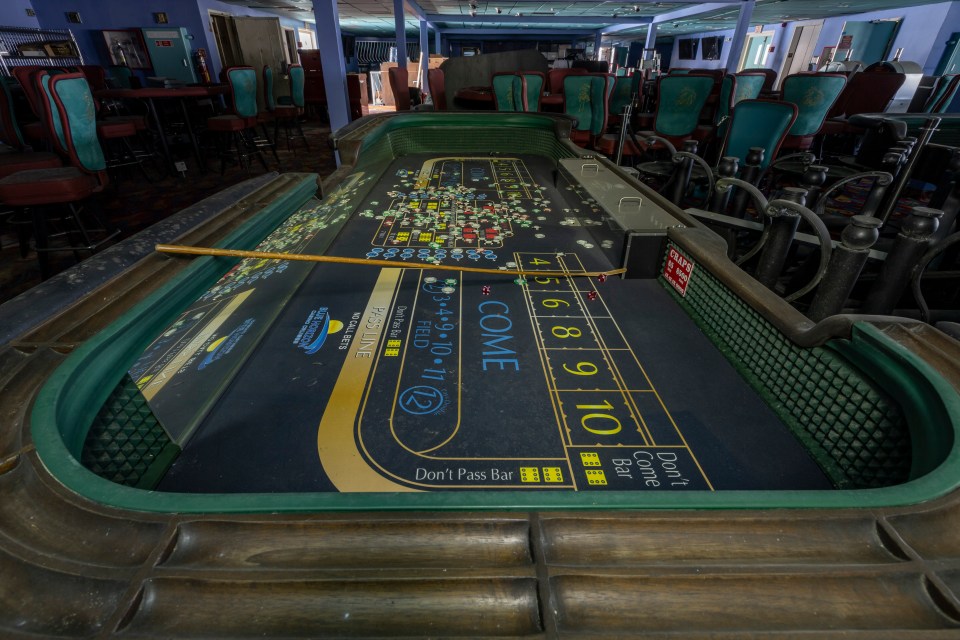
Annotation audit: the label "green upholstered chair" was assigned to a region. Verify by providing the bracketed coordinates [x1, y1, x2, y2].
[651, 74, 715, 141]
[721, 99, 798, 171]
[0, 76, 62, 177]
[608, 74, 638, 122]
[540, 67, 588, 112]
[669, 68, 692, 75]
[924, 74, 960, 113]
[491, 72, 524, 111]
[779, 73, 847, 151]
[562, 73, 612, 148]
[273, 63, 308, 153]
[635, 99, 797, 202]
[207, 66, 269, 173]
[0, 72, 116, 278]
[732, 72, 766, 104]
[594, 74, 712, 159]
[521, 71, 545, 111]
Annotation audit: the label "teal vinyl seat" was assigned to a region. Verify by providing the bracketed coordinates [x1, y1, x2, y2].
[490, 71, 545, 112]
[779, 72, 847, 151]
[562, 73, 613, 148]
[491, 72, 525, 111]
[0, 72, 117, 278]
[0, 75, 62, 176]
[272, 63, 308, 153]
[595, 74, 713, 158]
[924, 74, 960, 113]
[636, 99, 797, 200]
[207, 66, 269, 173]
[732, 72, 767, 103]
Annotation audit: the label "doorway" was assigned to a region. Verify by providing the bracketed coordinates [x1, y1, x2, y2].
[778, 20, 823, 84]
[209, 11, 241, 70]
[739, 31, 774, 70]
[298, 28, 317, 51]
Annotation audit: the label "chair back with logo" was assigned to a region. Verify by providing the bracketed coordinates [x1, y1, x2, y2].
[562, 74, 612, 146]
[491, 72, 524, 111]
[732, 72, 766, 103]
[720, 99, 798, 170]
[780, 73, 847, 138]
[653, 74, 714, 138]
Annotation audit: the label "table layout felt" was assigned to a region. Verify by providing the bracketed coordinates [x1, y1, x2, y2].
[129, 154, 831, 493]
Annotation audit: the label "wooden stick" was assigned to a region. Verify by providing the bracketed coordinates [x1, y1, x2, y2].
[155, 244, 625, 278]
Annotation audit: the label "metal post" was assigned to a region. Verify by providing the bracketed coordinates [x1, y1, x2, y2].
[862, 206, 943, 314]
[668, 139, 698, 206]
[394, 0, 407, 67]
[615, 102, 633, 166]
[730, 147, 764, 218]
[807, 216, 882, 321]
[313, 0, 350, 135]
[755, 187, 805, 289]
[419, 20, 429, 98]
[880, 117, 940, 224]
[801, 164, 829, 209]
[710, 156, 739, 213]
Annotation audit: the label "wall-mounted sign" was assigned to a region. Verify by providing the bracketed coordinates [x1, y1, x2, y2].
[837, 34, 854, 50]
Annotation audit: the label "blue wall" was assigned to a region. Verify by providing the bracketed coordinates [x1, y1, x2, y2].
[668, 23, 788, 71]
[665, 1, 960, 77]
[195, 0, 315, 77]
[0, 0, 41, 28]
[29, 0, 207, 77]
[811, 2, 956, 74]
[10, 0, 315, 79]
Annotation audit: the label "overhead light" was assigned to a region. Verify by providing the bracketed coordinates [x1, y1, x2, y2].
[470, 9, 477, 16]
[495, 7, 501, 13]
[515, 11, 522, 16]
[634, 5, 640, 11]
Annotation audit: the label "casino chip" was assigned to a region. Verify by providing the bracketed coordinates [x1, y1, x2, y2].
[424, 277, 437, 283]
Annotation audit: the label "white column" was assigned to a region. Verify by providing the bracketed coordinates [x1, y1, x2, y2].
[313, 0, 349, 133]
[726, 0, 756, 73]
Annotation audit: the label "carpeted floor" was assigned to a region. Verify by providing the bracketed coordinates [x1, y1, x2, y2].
[0, 121, 337, 304]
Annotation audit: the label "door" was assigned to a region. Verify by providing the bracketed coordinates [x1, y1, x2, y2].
[209, 12, 241, 71]
[837, 19, 900, 64]
[739, 32, 774, 70]
[779, 21, 823, 83]
[232, 16, 288, 111]
[142, 27, 197, 83]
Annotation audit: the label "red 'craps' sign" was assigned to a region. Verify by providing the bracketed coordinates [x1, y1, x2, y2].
[663, 247, 694, 296]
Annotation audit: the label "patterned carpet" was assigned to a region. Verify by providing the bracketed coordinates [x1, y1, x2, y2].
[0, 121, 336, 304]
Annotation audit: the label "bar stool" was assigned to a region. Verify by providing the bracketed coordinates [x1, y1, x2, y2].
[0, 72, 117, 279]
[207, 66, 268, 174]
[274, 64, 309, 152]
